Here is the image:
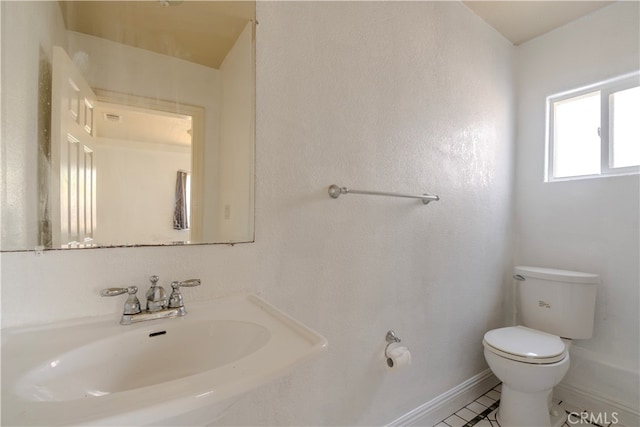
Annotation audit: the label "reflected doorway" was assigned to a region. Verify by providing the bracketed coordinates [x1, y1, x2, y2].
[92, 100, 196, 246]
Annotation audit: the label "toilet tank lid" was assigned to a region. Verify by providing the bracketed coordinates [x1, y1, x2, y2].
[515, 266, 599, 284]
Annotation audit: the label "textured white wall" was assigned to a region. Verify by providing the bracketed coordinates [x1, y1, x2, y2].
[1, 1, 514, 425]
[220, 3, 515, 422]
[514, 2, 640, 412]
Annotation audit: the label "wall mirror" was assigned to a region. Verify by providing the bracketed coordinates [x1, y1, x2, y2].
[1, 1, 256, 251]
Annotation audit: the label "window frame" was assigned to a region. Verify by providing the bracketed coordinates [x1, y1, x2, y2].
[545, 72, 640, 182]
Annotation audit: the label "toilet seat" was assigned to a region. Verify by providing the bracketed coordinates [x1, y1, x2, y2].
[483, 326, 567, 364]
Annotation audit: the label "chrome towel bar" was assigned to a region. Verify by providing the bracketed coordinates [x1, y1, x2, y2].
[328, 184, 439, 205]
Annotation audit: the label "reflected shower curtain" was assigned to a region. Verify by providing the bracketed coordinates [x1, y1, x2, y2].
[173, 171, 189, 230]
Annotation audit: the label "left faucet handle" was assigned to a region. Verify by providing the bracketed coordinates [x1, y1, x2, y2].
[100, 286, 141, 315]
[100, 286, 138, 297]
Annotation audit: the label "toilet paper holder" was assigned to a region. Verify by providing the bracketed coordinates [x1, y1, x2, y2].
[385, 330, 401, 365]
[386, 330, 401, 345]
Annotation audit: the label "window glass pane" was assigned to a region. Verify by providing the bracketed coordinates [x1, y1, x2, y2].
[553, 91, 601, 178]
[610, 86, 640, 168]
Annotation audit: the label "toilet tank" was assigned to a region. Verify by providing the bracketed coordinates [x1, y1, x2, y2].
[515, 266, 599, 339]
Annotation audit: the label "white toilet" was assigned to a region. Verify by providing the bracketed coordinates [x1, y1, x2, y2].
[483, 266, 599, 427]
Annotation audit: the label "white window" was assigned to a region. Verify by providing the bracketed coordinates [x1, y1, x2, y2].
[546, 72, 640, 181]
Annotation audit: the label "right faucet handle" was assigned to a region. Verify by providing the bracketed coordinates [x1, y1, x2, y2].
[168, 279, 201, 309]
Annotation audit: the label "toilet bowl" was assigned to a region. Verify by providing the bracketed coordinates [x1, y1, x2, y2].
[482, 266, 598, 427]
[483, 326, 570, 426]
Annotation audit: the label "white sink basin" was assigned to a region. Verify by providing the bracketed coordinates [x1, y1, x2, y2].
[16, 319, 271, 402]
[1, 293, 327, 426]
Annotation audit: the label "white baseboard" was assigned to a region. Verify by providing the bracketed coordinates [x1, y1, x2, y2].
[386, 369, 499, 427]
[555, 383, 640, 427]
[386, 351, 639, 427]
[556, 345, 639, 427]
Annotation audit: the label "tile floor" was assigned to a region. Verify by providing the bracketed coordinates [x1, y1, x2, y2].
[433, 384, 501, 427]
[433, 384, 609, 427]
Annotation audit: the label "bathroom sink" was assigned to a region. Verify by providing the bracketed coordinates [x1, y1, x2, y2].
[1, 293, 327, 426]
[15, 319, 271, 402]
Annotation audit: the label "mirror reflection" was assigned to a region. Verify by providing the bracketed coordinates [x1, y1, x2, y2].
[1, 1, 255, 251]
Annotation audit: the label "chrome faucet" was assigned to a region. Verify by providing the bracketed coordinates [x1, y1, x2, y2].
[101, 276, 201, 325]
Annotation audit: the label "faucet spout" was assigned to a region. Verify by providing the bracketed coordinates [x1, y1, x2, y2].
[145, 275, 167, 312]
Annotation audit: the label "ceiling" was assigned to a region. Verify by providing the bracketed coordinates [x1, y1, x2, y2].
[61, 1, 617, 149]
[59, 1, 615, 68]
[58, 1, 255, 69]
[95, 102, 193, 147]
[463, 1, 615, 45]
